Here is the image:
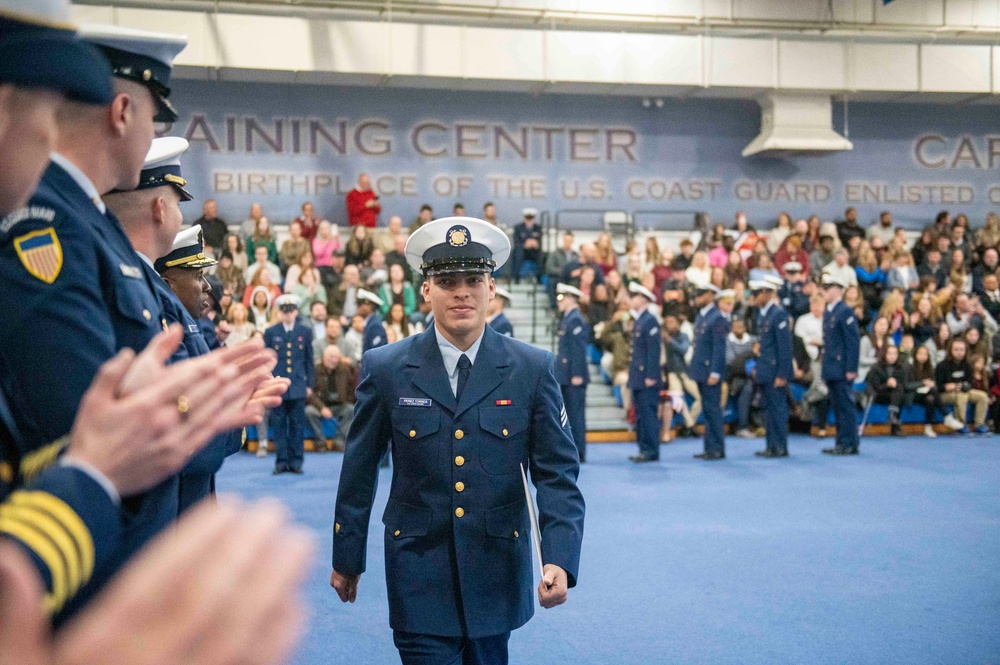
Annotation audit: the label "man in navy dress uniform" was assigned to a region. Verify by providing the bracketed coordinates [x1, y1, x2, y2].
[627, 282, 662, 463]
[690, 284, 729, 460]
[0, 24, 191, 621]
[750, 276, 794, 458]
[555, 283, 590, 463]
[358, 288, 388, 354]
[820, 274, 861, 455]
[488, 286, 515, 337]
[331, 217, 585, 665]
[265, 295, 315, 474]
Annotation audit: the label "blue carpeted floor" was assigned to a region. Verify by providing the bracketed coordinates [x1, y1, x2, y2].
[218, 435, 1000, 664]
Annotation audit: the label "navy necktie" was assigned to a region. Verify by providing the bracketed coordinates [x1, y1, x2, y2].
[456, 354, 472, 401]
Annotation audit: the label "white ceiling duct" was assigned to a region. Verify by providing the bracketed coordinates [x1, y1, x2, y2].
[742, 93, 853, 157]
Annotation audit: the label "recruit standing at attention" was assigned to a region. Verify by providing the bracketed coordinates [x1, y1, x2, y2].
[555, 283, 590, 463]
[627, 282, 662, 463]
[690, 284, 730, 461]
[749, 276, 793, 458]
[820, 274, 861, 455]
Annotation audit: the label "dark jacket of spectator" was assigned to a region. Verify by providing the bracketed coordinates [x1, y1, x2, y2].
[194, 215, 229, 252]
[308, 361, 357, 411]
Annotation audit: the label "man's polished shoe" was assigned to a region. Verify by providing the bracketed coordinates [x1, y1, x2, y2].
[289, 468, 304, 475]
[822, 447, 849, 455]
[628, 453, 659, 463]
[272, 466, 288, 475]
[754, 449, 788, 458]
[693, 452, 725, 460]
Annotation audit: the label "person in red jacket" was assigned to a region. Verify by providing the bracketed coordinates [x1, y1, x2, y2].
[346, 173, 380, 228]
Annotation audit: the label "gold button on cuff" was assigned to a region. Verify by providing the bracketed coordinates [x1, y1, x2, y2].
[409, 429, 416, 438]
[455, 456, 465, 467]
[455, 507, 465, 518]
[455, 482, 465, 492]
[455, 430, 464, 440]
[394, 530, 401, 537]
[514, 531, 519, 538]
[142, 309, 151, 320]
[502, 428, 509, 437]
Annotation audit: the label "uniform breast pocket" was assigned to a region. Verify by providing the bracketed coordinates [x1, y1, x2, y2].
[392, 408, 441, 444]
[113, 277, 160, 327]
[478, 407, 529, 475]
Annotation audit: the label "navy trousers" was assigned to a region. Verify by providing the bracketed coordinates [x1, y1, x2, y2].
[272, 397, 306, 471]
[699, 381, 725, 456]
[177, 472, 212, 514]
[561, 384, 587, 462]
[760, 383, 789, 454]
[393, 631, 510, 665]
[632, 387, 661, 459]
[829, 379, 859, 452]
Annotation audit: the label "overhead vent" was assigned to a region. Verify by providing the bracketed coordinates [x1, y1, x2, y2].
[742, 93, 853, 158]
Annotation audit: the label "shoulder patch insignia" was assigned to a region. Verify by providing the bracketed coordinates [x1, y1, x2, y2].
[649, 326, 658, 336]
[373, 336, 383, 346]
[573, 326, 583, 335]
[778, 321, 788, 329]
[14, 228, 62, 283]
[846, 316, 855, 324]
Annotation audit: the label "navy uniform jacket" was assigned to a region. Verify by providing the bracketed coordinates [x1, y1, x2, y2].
[489, 312, 514, 337]
[754, 303, 794, 385]
[0, 161, 174, 622]
[0, 389, 121, 616]
[332, 326, 585, 638]
[555, 308, 589, 386]
[363, 314, 388, 354]
[197, 316, 220, 350]
[822, 300, 860, 381]
[689, 306, 729, 384]
[627, 309, 662, 390]
[779, 281, 810, 319]
[264, 322, 315, 400]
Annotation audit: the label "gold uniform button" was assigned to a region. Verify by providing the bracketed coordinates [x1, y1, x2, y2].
[394, 530, 401, 537]
[455, 430, 464, 440]
[142, 309, 151, 320]
[455, 482, 465, 492]
[455, 456, 465, 467]
[335, 522, 341, 534]
[502, 428, 509, 437]
[455, 507, 465, 518]
[409, 429, 416, 438]
[514, 531, 519, 538]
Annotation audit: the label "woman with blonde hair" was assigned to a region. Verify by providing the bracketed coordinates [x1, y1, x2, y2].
[644, 236, 661, 273]
[878, 289, 907, 344]
[284, 250, 321, 293]
[766, 211, 793, 254]
[225, 302, 257, 346]
[975, 212, 1000, 252]
[594, 232, 618, 277]
[684, 250, 711, 288]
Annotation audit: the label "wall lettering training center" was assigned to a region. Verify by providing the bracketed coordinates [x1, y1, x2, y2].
[167, 80, 1000, 228]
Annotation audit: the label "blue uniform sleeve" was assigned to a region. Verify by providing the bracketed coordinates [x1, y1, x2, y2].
[304, 327, 316, 388]
[332, 358, 390, 574]
[710, 317, 728, 378]
[843, 310, 861, 373]
[642, 319, 661, 382]
[528, 354, 585, 587]
[0, 464, 121, 615]
[570, 317, 589, 380]
[776, 313, 794, 381]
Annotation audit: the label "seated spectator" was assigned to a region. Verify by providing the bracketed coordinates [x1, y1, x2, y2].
[509, 208, 543, 283]
[724, 249, 748, 287]
[385, 232, 414, 285]
[684, 250, 711, 288]
[379, 263, 417, 320]
[306, 344, 357, 452]
[604, 270, 626, 307]
[964, 326, 990, 362]
[774, 235, 809, 278]
[193, 198, 228, 253]
[671, 239, 695, 271]
[844, 285, 869, 331]
[291, 268, 327, 314]
[346, 173, 381, 228]
[725, 315, 759, 438]
[599, 308, 633, 411]
[246, 216, 278, 265]
[924, 321, 952, 366]
[343, 314, 365, 364]
[224, 302, 257, 347]
[344, 224, 374, 266]
[885, 250, 920, 293]
[974, 213, 1000, 255]
[979, 273, 1000, 321]
[373, 215, 403, 254]
[547, 231, 579, 306]
[836, 206, 866, 248]
[386, 302, 420, 340]
[622, 250, 645, 287]
[950, 225, 971, 263]
[579, 266, 609, 326]
[968, 354, 994, 430]
[910, 226, 937, 267]
[643, 236, 661, 273]
[867, 210, 895, 246]
[947, 292, 998, 336]
[295, 201, 324, 242]
[919, 248, 949, 289]
[823, 248, 858, 288]
[809, 230, 837, 280]
[243, 266, 282, 308]
[409, 204, 433, 235]
[329, 264, 362, 325]
[312, 220, 341, 272]
[279, 221, 310, 272]
[248, 286, 275, 333]
[859, 316, 891, 382]
[361, 248, 389, 291]
[240, 202, 268, 240]
[910, 344, 954, 436]
[215, 251, 245, 299]
[878, 290, 906, 345]
[305, 301, 328, 341]
[482, 201, 499, 225]
[244, 244, 281, 287]
[935, 337, 990, 434]
[767, 211, 793, 254]
[867, 344, 911, 437]
[748, 252, 779, 280]
[661, 314, 700, 437]
[313, 316, 342, 365]
[906, 295, 940, 347]
[594, 232, 618, 277]
[285, 250, 321, 293]
[795, 294, 825, 363]
[224, 233, 249, 272]
[972, 247, 999, 295]
[855, 244, 887, 313]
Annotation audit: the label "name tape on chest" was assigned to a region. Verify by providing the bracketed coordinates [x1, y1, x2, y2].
[399, 397, 432, 407]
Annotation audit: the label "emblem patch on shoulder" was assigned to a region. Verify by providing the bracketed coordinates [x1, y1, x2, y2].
[14, 228, 62, 283]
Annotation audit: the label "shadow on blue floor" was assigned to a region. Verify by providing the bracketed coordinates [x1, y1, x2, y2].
[218, 435, 1000, 665]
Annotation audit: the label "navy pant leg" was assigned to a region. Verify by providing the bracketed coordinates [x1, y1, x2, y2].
[271, 400, 291, 469]
[763, 385, 789, 453]
[287, 398, 306, 470]
[177, 472, 212, 514]
[393, 631, 510, 665]
[634, 388, 660, 458]
[699, 381, 724, 455]
[831, 380, 859, 451]
[737, 382, 753, 430]
[561, 385, 587, 462]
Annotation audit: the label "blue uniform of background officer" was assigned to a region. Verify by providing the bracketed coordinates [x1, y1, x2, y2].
[264, 297, 315, 474]
[331, 217, 584, 665]
[488, 287, 515, 337]
[820, 275, 861, 455]
[750, 277, 794, 458]
[555, 284, 590, 463]
[627, 283, 662, 463]
[359, 288, 388, 354]
[690, 285, 731, 460]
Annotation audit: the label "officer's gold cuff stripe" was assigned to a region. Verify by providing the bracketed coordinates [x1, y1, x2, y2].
[13, 491, 95, 582]
[19, 436, 70, 483]
[0, 515, 68, 613]
[0, 503, 81, 596]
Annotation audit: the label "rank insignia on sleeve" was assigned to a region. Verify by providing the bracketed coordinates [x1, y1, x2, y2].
[14, 228, 62, 284]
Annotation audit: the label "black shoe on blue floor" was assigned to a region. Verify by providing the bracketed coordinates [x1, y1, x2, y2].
[694, 452, 725, 460]
[822, 447, 849, 455]
[629, 453, 658, 463]
[272, 466, 288, 475]
[290, 467, 304, 474]
[755, 449, 786, 458]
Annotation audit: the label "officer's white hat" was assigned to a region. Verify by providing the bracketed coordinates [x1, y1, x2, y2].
[691, 282, 720, 295]
[715, 289, 736, 301]
[494, 286, 513, 303]
[123, 136, 192, 201]
[356, 288, 384, 308]
[274, 294, 302, 311]
[821, 273, 845, 289]
[522, 208, 538, 218]
[628, 282, 657, 302]
[748, 279, 770, 291]
[783, 261, 803, 273]
[405, 217, 511, 277]
[556, 283, 585, 299]
[79, 23, 186, 122]
[154, 225, 216, 273]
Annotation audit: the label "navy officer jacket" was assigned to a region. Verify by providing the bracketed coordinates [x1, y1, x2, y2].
[627, 309, 662, 390]
[555, 307, 589, 386]
[332, 325, 585, 638]
[822, 300, 860, 382]
[488, 312, 514, 337]
[362, 313, 387, 354]
[754, 302, 793, 386]
[689, 305, 729, 384]
[264, 322, 315, 400]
